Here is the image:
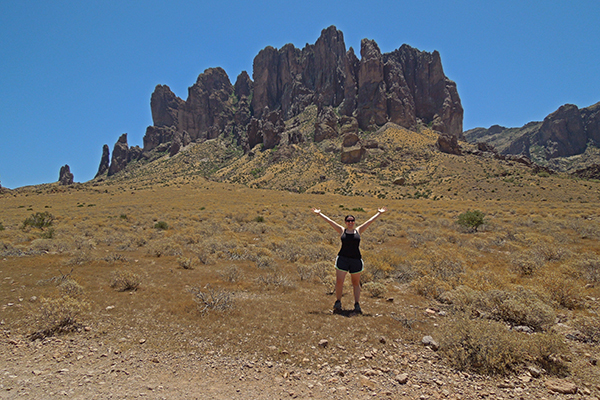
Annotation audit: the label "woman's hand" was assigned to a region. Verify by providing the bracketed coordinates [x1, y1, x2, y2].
[378, 206, 388, 213]
[312, 208, 321, 214]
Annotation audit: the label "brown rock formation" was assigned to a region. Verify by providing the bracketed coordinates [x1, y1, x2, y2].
[437, 133, 462, 155]
[151, 85, 184, 128]
[58, 165, 74, 185]
[108, 134, 130, 176]
[179, 67, 234, 142]
[314, 106, 339, 142]
[142, 25, 463, 157]
[538, 104, 587, 158]
[95, 144, 110, 178]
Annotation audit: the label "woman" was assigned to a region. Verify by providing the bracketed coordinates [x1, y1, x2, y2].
[312, 206, 387, 314]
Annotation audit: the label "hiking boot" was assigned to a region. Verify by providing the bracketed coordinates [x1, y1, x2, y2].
[333, 300, 342, 313]
[353, 302, 362, 314]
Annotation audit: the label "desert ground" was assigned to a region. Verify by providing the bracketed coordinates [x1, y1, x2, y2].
[1, 174, 600, 399]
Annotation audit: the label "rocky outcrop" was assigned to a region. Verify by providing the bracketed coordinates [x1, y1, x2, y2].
[108, 134, 130, 176]
[314, 106, 339, 142]
[150, 85, 185, 128]
[465, 101, 600, 161]
[107, 25, 461, 177]
[58, 165, 74, 185]
[341, 133, 366, 164]
[537, 104, 587, 158]
[572, 164, 600, 180]
[95, 144, 110, 178]
[437, 133, 462, 155]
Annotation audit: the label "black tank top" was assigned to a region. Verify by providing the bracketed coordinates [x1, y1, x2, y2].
[338, 230, 361, 259]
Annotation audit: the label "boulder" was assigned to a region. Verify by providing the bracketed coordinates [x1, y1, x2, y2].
[58, 165, 73, 185]
[342, 133, 360, 147]
[437, 133, 462, 155]
[341, 144, 365, 164]
[94, 144, 110, 178]
[108, 133, 130, 176]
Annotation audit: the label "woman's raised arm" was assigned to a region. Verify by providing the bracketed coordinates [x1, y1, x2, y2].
[312, 208, 344, 234]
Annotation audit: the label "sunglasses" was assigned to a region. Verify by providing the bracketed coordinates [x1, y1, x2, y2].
[345, 219, 355, 223]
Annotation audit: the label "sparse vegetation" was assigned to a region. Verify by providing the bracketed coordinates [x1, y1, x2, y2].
[189, 285, 234, 314]
[154, 220, 169, 230]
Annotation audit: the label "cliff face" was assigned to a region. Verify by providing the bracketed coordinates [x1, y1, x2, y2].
[465, 101, 600, 161]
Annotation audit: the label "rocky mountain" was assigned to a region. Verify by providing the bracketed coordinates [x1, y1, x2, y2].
[95, 26, 463, 178]
[464, 101, 600, 171]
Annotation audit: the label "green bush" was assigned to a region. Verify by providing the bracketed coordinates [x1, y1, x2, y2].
[0, 222, 4, 231]
[154, 221, 169, 230]
[22, 211, 54, 230]
[457, 210, 485, 232]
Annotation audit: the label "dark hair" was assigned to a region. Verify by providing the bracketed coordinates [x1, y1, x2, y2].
[345, 215, 355, 222]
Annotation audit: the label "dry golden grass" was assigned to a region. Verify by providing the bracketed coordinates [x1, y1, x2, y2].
[1, 176, 599, 386]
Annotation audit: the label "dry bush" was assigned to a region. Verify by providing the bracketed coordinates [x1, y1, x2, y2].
[363, 281, 386, 298]
[177, 256, 194, 269]
[31, 296, 89, 340]
[256, 269, 296, 289]
[58, 278, 84, 297]
[102, 252, 131, 263]
[220, 265, 242, 282]
[571, 316, 600, 343]
[531, 242, 571, 262]
[439, 286, 555, 331]
[536, 272, 584, 309]
[296, 264, 313, 281]
[66, 250, 93, 266]
[509, 252, 544, 276]
[438, 315, 567, 376]
[146, 239, 183, 257]
[574, 254, 600, 284]
[110, 269, 141, 291]
[255, 255, 276, 269]
[411, 275, 452, 299]
[189, 285, 234, 314]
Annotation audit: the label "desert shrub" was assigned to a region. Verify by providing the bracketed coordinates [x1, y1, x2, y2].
[457, 210, 485, 232]
[411, 275, 452, 299]
[255, 255, 276, 269]
[438, 315, 567, 376]
[393, 262, 421, 283]
[363, 281, 385, 298]
[537, 273, 584, 309]
[189, 285, 234, 314]
[146, 240, 183, 257]
[575, 255, 600, 283]
[297, 264, 313, 281]
[256, 270, 296, 289]
[31, 296, 89, 340]
[154, 221, 169, 230]
[102, 252, 130, 263]
[110, 269, 141, 291]
[439, 286, 555, 331]
[0, 222, 4, 231]
[58, 278, 84, 297]
[532, 242, 570, 262]
[22, 211, 54, 230]
[571, 316, 600, 343]
[510, 252, 543, 277]
[177, 256, 194, 269]
[40, 228, 55, 239]
[66, 250, 93, 266]
[220, 265, 242, 282]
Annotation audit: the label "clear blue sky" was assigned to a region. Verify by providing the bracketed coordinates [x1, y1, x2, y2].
[1, 1, 599, 189]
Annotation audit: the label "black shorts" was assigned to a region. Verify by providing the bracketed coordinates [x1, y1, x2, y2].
[335, 255, 364, 274]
